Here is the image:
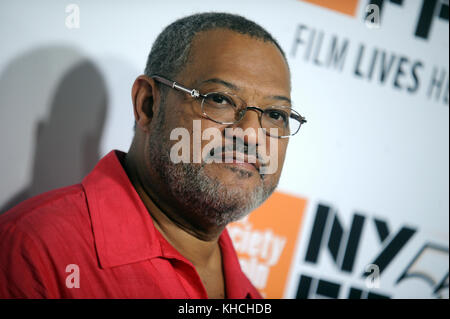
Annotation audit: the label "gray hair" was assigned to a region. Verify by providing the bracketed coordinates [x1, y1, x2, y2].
[144, 12, 287, 81]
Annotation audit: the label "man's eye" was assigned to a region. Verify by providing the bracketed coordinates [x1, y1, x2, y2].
[268, 110, 287, 122]
[210, 94, 233, 106]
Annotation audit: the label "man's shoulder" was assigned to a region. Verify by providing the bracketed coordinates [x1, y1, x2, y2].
[0, 184, 95, 298]
[0, 184, 90, 240]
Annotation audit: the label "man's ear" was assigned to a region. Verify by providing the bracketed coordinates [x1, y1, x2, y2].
[131, 75, 160, 132]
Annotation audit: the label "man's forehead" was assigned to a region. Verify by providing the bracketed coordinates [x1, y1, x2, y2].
[180, 29, 291, 94]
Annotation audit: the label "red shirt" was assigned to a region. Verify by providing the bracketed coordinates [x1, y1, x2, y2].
[0, 150, 262, 299]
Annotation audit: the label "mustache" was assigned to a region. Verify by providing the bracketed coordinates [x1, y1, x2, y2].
[203, 140, 269, 165]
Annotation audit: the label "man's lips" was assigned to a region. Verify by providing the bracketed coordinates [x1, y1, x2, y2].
[217, 151, 261, 171]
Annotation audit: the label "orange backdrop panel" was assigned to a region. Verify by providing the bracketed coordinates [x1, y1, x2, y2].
[228, 191, 308, 298]
[300, 0, 359, 16]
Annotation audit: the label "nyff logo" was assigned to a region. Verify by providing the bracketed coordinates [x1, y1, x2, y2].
[297, 203, 449, 298]
[300, 0, 449, 40]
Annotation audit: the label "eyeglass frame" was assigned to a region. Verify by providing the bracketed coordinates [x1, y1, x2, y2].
[151, 75, 307, 138]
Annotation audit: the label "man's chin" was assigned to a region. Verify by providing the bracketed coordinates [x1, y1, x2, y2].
[203, 162, 261, 182]
[159, 160, 274, 228]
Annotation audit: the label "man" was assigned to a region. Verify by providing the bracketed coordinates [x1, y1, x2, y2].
[0, 12, 306, 298]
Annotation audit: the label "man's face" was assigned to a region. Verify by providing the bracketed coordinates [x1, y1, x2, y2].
[146, 29, 291, 228]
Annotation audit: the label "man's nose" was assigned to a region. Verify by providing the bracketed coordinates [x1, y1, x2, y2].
[232, 108, 262, 146]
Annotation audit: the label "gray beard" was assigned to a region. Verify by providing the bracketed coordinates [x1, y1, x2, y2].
[149, 139, 275, 227]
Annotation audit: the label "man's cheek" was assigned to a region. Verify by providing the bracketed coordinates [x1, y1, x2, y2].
[258, 131, 280, 175]
[260, 156, 278, 175]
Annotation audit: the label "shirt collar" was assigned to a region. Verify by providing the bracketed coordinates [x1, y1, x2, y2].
[82, 150, 260, 298]
[219, 230, 261, 299]
[82, 150, 162, 268]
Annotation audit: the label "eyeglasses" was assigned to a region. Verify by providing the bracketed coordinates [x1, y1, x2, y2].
[151, 75, 307, 138]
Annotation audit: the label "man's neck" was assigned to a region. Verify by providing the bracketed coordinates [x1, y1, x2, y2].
[123, 151, 222, 268]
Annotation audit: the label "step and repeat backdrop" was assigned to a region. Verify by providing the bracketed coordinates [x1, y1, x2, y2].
[0, 0, 448, 298]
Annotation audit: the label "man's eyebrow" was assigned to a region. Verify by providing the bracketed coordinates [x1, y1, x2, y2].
[200, 78, 239, 91]
[200, 78, 291, 104]
[270, 95, 291, 105]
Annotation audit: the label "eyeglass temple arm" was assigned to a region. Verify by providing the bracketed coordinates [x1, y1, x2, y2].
[152, 75, 201, 98]
[291, 112, 307, 124]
